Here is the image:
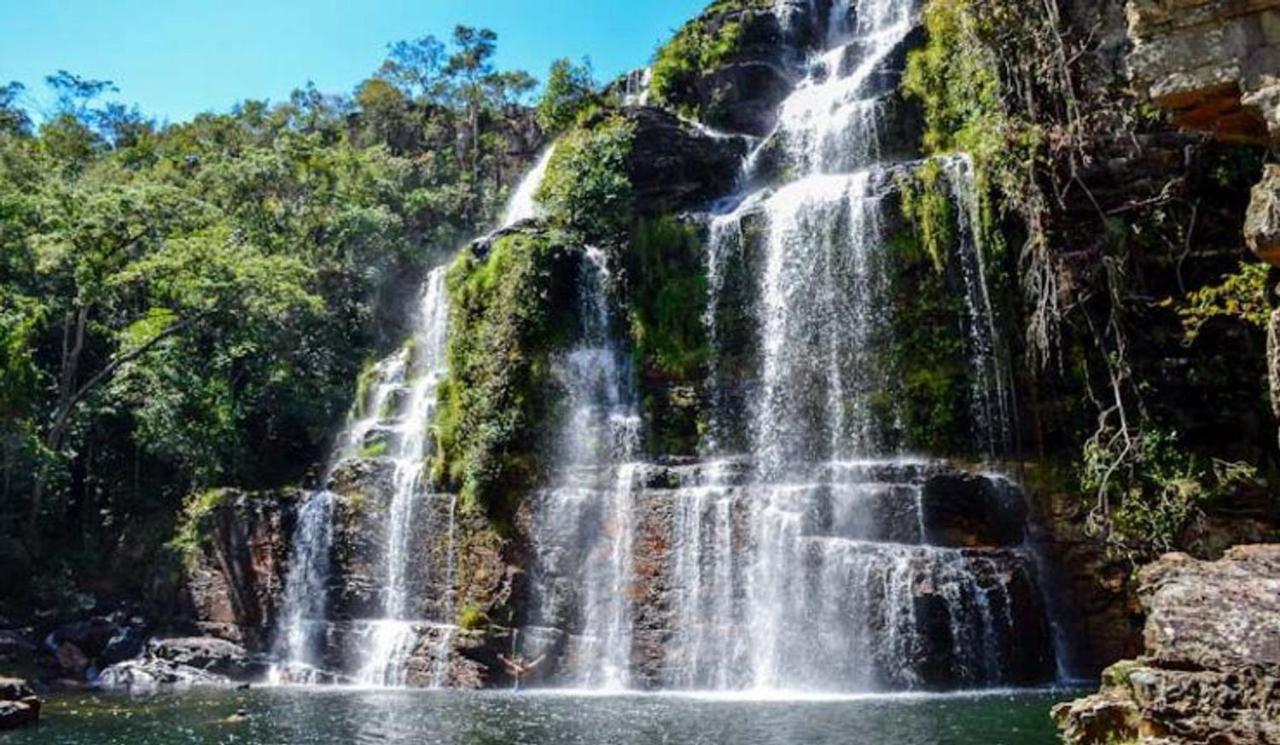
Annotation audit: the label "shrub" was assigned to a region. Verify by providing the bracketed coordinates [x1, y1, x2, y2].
[535, 114, 635, 241]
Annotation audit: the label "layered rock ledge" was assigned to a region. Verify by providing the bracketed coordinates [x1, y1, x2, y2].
[1054, 545, 1280, 744]
[0, 678, 40, 730]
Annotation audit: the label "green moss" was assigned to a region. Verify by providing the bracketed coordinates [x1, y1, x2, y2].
[456, 604, 488, 631]
[432, 230, 579, 528]
[902, 0, 1040, 269]
[626, 215, 711, 455]
[169, 488, 234, 568]
[353, 356, 379, 418]
[535, 114, 635, 242]
[628, 216, 711, 380]
[359, 440, 389, 459]
[872, 230, 973, 455]
[897, 159, 954, 273]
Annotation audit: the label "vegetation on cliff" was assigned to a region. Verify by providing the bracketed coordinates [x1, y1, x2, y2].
[904, 0, 1275, 562]
[535, 113, 636, 240]
[433, 231, 579, 526]
[648, 0, 772, 121]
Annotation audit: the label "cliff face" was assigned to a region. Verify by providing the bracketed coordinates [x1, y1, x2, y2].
[1127, 0, 1280, 147]
[1055, 545, 1280, 744]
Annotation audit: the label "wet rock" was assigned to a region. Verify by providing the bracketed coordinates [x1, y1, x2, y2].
[0, 678, 40, 730]
[148, 637, 268, 680]
[1055, 545, 1280, 744]
[0, 628, 36, 666]
[54, 641, 89, 676]
[97, 658, 229, 691]
[921, 473, 1028, 548]
[620, 107, 749, 215]
[100, 623, 148, 666]
[1033, 487, 1146, 677]
[183, 489, 299, 650]
[47, 617, 118, 660]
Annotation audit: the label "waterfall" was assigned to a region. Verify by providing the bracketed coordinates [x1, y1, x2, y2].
[271, 268, 454, 687]
[502, 146, 556, 228]
[271, 490, 334, 682]
[652, 0, 1052, 692]
[526, 247, 642, 690]
[354, 268, 452, 687]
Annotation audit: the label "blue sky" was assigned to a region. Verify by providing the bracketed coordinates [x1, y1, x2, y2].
[1, 0, 709, 124]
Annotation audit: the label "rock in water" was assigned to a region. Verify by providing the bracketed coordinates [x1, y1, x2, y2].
[1054, 545, 1280, 744]
[0, 678, 40, 730]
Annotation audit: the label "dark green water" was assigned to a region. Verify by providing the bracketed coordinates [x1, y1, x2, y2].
[1, 687, 1075, 745]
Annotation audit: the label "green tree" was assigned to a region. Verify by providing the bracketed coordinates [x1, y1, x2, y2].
[536, 58, 599, 135]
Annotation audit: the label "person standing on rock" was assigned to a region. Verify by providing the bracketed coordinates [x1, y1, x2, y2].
[497, 654, 545, 692]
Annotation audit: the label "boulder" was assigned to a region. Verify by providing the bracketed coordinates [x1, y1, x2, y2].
[96, 658, 228, 692]
[147, 637, 268, 680]
[1246, 164, 1280, 267]
[0, 678, 39, 731]
[1055, 545, 1280, 744]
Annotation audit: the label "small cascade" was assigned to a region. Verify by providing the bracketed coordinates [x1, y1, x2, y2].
[502, 146, 556, 228]
[271, 268, 456, 687]
[942, 154, 1015, 456]
[526, 247, 642, 690]
[354, 267, 453, 687]
[271, 490, 335, 683]
[621, 68, 652, 107]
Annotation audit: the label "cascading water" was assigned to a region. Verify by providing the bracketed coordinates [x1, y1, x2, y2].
[525, 247, 642, 690]
[943, 154, 1016, 456]
[271, 268, 454, 687]
[354, 267, 453, 687]
[502, 146, 556, 228]
[271, 130, 561, 687]
[649, 0, 1048, 692]
[273, 490, 334, 680]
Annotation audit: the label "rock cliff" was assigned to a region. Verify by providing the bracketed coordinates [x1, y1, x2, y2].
[1054, 545, 1280, 744]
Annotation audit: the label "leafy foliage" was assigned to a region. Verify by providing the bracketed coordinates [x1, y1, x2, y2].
[0, 27, 541, 601]
[432, 232, 579, 527]
[1082, 428, 1257, 564]
[897, 159, 955, 273]
[536, 58, 600, 135]
[626, 216, 710, 455]
[535, 114, 635, 241]
[1166, 262, 1270, 344]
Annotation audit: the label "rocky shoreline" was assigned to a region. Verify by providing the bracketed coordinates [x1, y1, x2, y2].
[1055, 545, 1280, 744]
